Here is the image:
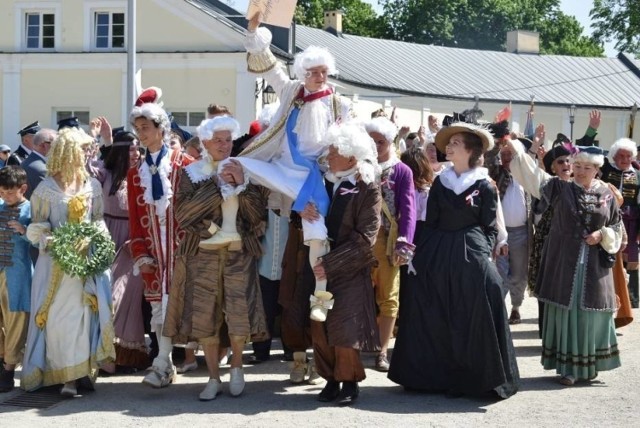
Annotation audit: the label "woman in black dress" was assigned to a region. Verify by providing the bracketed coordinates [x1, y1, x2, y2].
[388, 122, 519, 399]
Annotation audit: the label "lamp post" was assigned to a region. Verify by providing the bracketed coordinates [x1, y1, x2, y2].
[262, 85, 277, 105]
[568, 104, 577, 141]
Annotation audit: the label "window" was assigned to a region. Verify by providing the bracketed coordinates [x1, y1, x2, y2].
[95, 12, 125, 49]
[25, 12, 55, 49]
[55, 111, 91, 130]
[171, 112, 206, 127]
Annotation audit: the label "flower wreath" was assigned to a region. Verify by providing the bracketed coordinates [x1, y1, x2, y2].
[49, 222, 115, 279]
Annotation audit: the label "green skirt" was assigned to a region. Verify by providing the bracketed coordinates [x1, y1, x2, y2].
[541, 256, 621, 380]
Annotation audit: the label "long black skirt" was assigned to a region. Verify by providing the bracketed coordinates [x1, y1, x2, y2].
[389, 225, 519, 399]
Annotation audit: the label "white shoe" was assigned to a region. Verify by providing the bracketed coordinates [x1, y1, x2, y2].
[176, 360, 198, 374]
[60, 381, 77, 397]
[307, 363, 322, 385]
[229, 367, 245, 397]
[142, 364, 176, 388]
[199, 379, 222, 401]
[290, 352, 308, 384]
[199, 231, 242, 251]
[309, 291, 334, 322]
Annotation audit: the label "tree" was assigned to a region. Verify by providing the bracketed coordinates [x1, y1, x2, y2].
[591, 0, 640, 55]
[294, 0, 387, 38]
[538, 11, 604, 57]
[379, 0, 604, 56]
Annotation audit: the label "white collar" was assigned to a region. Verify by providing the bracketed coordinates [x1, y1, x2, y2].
[185, 158, 217, 184]
[20, 144, 32, 154]
[439, 166, 490, 195]
[378, 153, 400, 172]
[325, 166, 357, 183]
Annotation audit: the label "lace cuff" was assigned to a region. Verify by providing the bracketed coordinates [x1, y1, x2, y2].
[133, 256, 155, 276]
[26, 222, 51, 246]
[245, 27, 272, 53]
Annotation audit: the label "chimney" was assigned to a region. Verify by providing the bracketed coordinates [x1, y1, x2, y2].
[506, 30, 540, 54]
[323, 10, 343, 36]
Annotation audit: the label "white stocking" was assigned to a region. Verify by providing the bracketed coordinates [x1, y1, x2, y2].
[220, 195, 239, 235]
[309, 239, 328, 294]
[152, 323, 174, 371]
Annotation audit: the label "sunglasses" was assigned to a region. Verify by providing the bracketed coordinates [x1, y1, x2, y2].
[555, 158, 570, 165]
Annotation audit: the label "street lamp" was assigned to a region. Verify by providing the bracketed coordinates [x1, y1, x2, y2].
[262, 85, 277, 105]
[568, 104, 577, 141]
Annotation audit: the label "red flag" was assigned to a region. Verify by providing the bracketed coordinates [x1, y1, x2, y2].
[494, 103, 512, 123]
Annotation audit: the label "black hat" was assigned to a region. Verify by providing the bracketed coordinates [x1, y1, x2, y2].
[542, 144, 571, 174]
[488, 121, 510, 140]
[113, 130, 138, 146]
[111, 126, 125, 139]
[170, 120, 193, 143]
[57, 116, 79, 131]
[442, 112, 471, 127]
[552, 133, 572, 146]
[17, 121, 41, 136]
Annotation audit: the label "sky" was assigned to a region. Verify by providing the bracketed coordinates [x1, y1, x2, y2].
[231, 0, 618, 57]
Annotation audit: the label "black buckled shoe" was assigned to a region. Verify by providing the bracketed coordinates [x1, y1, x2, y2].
[336, 381, 359, 406]
[0, 369, 15, 393]
[317, 380, 341, 402]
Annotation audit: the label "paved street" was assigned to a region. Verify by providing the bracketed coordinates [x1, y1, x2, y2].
[1, 296, 638, 427]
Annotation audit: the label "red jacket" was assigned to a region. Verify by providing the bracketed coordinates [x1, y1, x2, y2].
[127, 148, 192, 302]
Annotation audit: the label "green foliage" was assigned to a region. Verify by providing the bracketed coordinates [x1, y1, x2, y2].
[294, 0, 387, 38]
[538, 11, 604, 57]
[377, 0, 603, 56]
[591, 0, 640, 55]
[50, 222, 115, 279]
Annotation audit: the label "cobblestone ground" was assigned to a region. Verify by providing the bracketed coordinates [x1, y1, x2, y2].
[1, 296, 637, 427]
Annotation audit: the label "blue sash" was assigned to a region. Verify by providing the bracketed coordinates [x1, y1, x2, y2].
[286, 107, 329, 216]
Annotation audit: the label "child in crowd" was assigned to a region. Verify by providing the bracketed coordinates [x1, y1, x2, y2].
[0, 166, 32, 392]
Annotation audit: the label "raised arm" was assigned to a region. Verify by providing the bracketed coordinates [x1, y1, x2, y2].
[505, 138, 552, 199]
[245, 15, 296, 97]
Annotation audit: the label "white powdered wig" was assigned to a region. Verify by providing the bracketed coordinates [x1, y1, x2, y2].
[293, 46, 337, 79]
[130, 103, 171, 145]
[364, 116, 399, 145]
[258, 102, 280, 127]
[609, 137, 638, 161]
[197, 115, 240, 141]
[574, 151, 604, 168]
[324, 122, 380, 184]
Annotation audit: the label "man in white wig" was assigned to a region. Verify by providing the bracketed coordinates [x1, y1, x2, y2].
[207, 13, 353, 324]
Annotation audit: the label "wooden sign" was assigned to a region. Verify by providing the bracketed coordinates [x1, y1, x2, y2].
[247, 0, 297, 29]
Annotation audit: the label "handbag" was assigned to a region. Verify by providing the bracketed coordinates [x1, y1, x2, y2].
[598, 245, 616, 268]
[571, 185, 615, 269]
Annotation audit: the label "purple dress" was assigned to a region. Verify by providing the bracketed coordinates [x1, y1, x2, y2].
[98, 168, 149, 369]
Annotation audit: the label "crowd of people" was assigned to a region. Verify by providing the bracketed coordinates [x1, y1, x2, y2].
[0, 13, 635, 405]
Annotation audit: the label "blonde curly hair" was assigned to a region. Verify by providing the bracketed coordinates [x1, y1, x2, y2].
[47, 127, 90, 185]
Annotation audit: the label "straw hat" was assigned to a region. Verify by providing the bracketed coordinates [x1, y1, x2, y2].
[434, 122, 494, 154]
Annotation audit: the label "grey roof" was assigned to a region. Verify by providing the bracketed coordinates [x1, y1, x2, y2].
[295, 25, 640, 109]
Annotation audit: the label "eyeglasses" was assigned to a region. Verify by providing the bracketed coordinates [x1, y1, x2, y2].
[555, 158, 570, 165]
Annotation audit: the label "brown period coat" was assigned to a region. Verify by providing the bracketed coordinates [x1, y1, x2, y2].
[321, 178, 382, 351]
[163, 167, 269, 343]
